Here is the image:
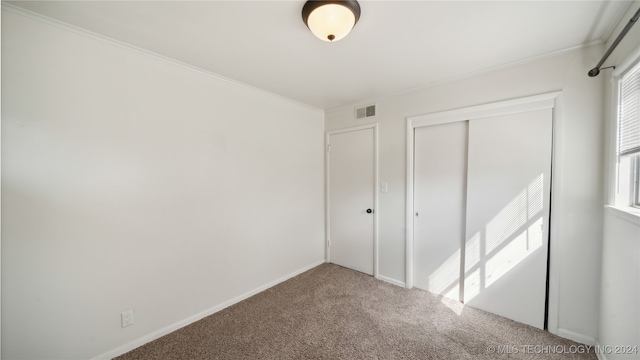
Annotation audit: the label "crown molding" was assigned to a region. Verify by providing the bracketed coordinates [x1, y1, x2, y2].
[326, 40, 603, 114]
[1, 2, 323, 114]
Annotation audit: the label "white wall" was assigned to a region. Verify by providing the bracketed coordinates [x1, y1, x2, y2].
[326, 46, 605, 341]
[598, 3, 640, 359]
[1, 9, 325, 360]
[599, 209, 639, 360]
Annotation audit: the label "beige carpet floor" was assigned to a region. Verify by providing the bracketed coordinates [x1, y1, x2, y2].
[115, 263, 596, 359]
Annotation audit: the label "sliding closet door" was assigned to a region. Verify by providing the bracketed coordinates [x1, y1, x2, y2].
[463, 109, 552, 329]
[413, 122, 468, 300]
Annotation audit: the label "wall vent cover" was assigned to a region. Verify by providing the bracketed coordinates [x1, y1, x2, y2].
[355, 104, 376, 120]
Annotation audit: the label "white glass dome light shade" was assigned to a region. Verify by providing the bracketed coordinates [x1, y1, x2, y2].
[302, 1, 361, 42]
[307, 4, 355, 42]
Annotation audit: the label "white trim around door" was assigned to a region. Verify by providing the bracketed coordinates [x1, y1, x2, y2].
[326, 123, 379, 278]
[406, 91, 562, 333]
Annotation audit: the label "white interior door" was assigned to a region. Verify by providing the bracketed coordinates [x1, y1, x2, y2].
[463, 109, 552, 329]
[413, 122, 468, 300]
[328, 128, 375, 275]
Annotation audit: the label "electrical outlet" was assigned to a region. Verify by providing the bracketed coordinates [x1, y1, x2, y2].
[121, 309, 134, 328]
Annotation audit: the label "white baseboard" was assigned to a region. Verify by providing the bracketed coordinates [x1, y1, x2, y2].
[376, 274, 406, 288]
[557, 328, 596, 346]
[92, 260, 325, 360]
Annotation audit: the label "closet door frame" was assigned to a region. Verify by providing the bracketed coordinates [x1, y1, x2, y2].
[405, 91, 561, 330]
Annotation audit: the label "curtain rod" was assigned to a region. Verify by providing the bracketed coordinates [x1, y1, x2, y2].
[588, 6, 640, 77]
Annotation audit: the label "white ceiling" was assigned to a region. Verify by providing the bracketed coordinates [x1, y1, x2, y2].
[5, 0, 635, 110]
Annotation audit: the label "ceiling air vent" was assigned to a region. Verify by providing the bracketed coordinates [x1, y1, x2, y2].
[355, 104, 376, 120]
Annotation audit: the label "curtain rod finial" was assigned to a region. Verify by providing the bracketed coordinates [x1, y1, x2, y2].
[588, 68, 600, 77]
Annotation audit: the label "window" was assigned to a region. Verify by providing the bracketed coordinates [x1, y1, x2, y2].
[616, 60, 640, 208]
[634, 156, 640, 207]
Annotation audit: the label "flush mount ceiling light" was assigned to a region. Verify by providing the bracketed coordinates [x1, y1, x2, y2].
[302, 0, 361, 42]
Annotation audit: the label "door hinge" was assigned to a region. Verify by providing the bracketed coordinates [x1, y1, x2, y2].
[327, 144, 331, 153]
[327, 240, 331, 247]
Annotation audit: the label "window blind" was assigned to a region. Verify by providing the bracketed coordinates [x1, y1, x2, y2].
[619, 61, 640, 157]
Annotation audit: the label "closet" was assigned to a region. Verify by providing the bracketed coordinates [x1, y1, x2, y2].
[408, 94, 555, 329]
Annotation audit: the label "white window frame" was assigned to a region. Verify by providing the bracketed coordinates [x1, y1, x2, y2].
[633, 156, 640, 208]
[612, 57, 640, 210]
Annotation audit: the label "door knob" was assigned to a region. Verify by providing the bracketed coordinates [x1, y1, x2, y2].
[366, 209, 373, 214]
